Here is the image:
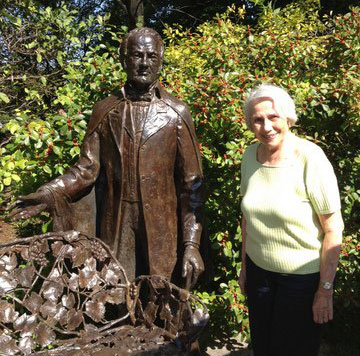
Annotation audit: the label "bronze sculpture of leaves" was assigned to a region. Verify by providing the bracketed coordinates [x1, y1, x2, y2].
[0, 231, 208, 355]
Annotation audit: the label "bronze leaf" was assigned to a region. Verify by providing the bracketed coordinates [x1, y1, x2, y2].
[42, 279, 64, 303]
[62, 293, 76, 309]
[0, 301, 19, 323]
[23, 292, 43, 314]
[67, 272, 79, 291]
[14, 264, 35, 288]
[35, 323, 56, 347]
[143, 301, 159, 324]
[14, 314, 37, 337]
[51, 240, 64, 257]
[85, 300, 105, 323]
[18, 335, 36, 355]
[71, 245, 91, 267]
[101, 265, 120, 286]
[104, 288, 125, 305]
[0, 274, 17, 294]
[79, 258, 99, 289]
[40, 300, 58, 318]
[159, 303, 172, 322]
[0, 334, 19, 356]
[0, 253, 17, 272]
[19, 246, 30, 261]
[67, 309, 83, 331]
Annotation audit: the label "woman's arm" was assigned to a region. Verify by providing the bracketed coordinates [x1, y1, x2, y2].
[238, 216, 247, 295]
[312, 210, 344, 324]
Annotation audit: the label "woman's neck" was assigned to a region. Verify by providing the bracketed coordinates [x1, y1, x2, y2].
[257, 133, 297, 165]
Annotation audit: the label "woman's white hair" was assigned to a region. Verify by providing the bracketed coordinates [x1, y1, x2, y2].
[243, 84, 298, 128]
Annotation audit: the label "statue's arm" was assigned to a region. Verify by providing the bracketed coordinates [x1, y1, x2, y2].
[9, 94, 120, 223]
[10, 127, 101, 222]
[176, 104, 204, 288]
[40, 129, 100, 199]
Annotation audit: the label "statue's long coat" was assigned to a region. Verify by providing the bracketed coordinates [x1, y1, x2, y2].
[41, 83, 203, 279]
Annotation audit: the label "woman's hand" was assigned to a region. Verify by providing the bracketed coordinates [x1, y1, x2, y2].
[312, 288, 333, 324]
[238, 267, 247, 296]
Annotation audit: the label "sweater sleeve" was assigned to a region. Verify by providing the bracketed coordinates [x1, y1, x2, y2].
[305, 146, 341, 215]
[240, 144, 254, 197]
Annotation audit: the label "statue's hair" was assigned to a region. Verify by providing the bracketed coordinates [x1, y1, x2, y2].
[243, 84, 298, 128]
[120, 27, 164, 65]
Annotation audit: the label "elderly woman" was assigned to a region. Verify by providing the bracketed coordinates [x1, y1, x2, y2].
[238, 84, 344, 356]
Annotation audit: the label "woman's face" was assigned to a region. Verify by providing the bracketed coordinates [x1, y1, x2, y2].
[249, 99, 290, 150]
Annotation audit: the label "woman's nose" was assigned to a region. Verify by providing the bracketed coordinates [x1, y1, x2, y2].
[263, 118, 272, 131]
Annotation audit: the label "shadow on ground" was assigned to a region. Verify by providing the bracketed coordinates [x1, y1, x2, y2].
[203, 336, 334, 356]
[201, 333, 252, 356]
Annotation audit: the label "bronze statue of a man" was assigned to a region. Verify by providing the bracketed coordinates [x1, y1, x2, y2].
[11, 28, 204, 287]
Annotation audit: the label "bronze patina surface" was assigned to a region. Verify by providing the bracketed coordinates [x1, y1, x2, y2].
[10, 27, 204, 288]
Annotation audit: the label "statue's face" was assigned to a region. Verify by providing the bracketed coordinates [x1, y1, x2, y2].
[125, 33, 162, 90]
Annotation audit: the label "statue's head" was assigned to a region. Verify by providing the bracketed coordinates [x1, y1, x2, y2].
[120, 27, 164, 91]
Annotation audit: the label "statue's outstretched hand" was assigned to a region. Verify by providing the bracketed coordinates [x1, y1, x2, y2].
[182, 245, 204, 290]
[8, 191, 49, 221]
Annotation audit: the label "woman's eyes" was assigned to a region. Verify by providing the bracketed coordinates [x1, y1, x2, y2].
[253, 116, 280, 124]
[269, 115, 280, 121]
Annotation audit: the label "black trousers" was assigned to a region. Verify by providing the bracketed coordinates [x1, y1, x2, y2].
[246, 255, 322, 356]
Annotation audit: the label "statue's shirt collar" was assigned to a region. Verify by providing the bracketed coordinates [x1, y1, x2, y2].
[124, 81, 161, 102]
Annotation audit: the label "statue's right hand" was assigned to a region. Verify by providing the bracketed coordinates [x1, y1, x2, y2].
[8, 192, 49, 221]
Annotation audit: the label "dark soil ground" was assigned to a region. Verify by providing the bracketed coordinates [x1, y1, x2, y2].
[0, 219, 17, 243]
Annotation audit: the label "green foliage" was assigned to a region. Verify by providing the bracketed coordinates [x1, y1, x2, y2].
[0, 1, 126, 233]
[0, 0, 359, 351]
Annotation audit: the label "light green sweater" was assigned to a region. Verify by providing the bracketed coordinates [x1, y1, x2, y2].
[240, 137, 341, 274]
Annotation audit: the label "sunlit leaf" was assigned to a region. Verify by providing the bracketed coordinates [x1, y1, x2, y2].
[0, 92, 10, 103]
[0, 301, 19, 323]
[14, 314, 37, 337]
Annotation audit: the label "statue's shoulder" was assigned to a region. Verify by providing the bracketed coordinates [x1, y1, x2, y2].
[87, 91, 123, 135]
[159, 86, 191, 120]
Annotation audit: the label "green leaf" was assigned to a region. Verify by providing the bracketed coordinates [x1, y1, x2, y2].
[57, 51, 64, 66]
[42, 219, 52, 233]
[36, 52, 42, 63]
[52, 146, 61, 155]
[7, 161, 15, 170]
[15, 17, 22, 27]
[8, 123, 19, 134]
[11, 174, 21, 182]
[3, 177, 11, 186]
[43, 165, 52, 175]
[0, 92, 10, 103]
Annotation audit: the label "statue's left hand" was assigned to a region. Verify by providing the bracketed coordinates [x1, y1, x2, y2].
[182, 245, 204, 290]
